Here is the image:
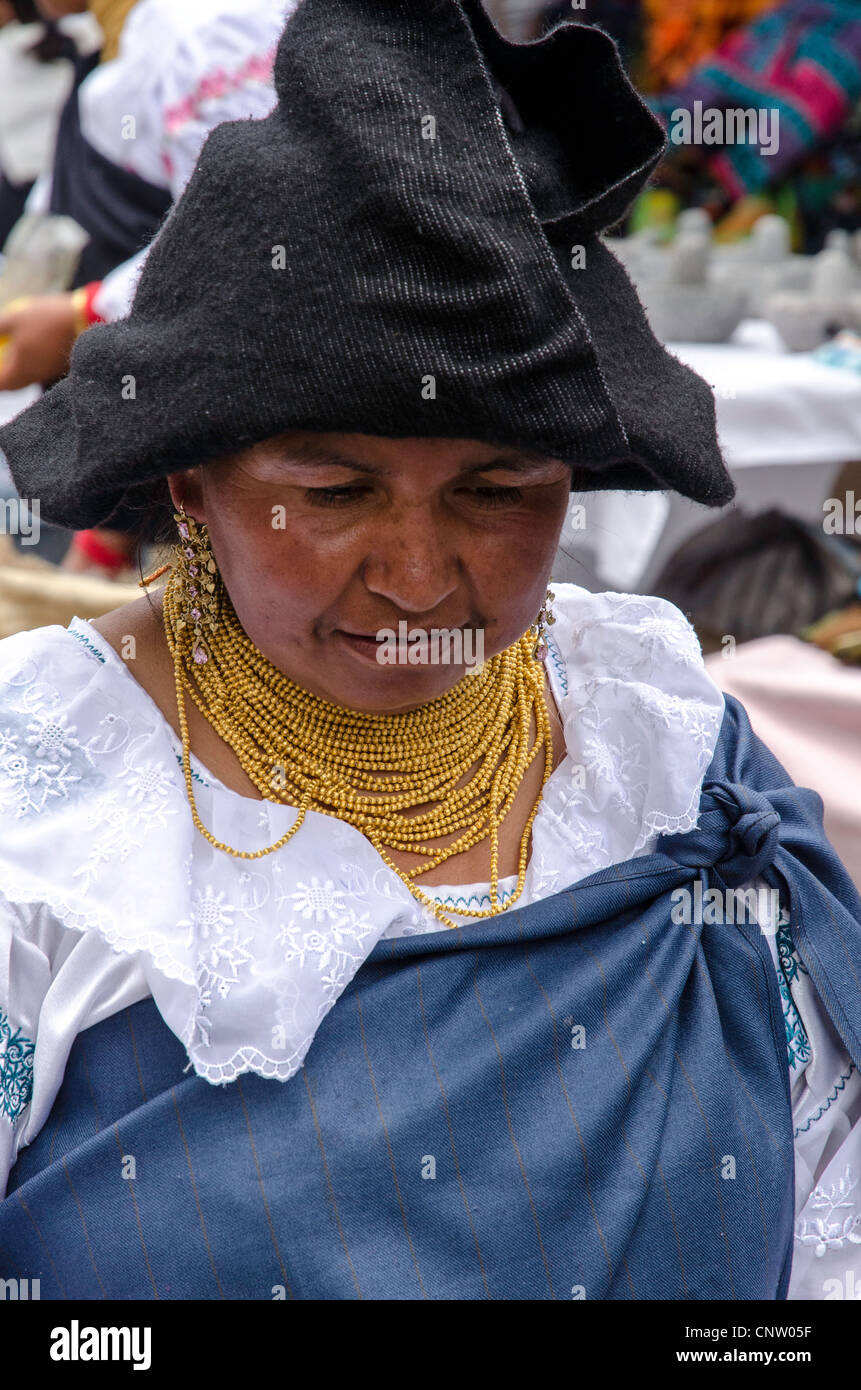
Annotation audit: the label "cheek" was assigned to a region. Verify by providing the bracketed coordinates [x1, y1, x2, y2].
[476, 487, 568, 573]
[470, 490, 569, 644]
[206, 507, 361, 630]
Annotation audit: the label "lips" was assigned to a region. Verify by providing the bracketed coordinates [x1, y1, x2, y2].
[337, 623, 472, 638]
[336, 630, 388, 650]
[334, 630, 388, 659]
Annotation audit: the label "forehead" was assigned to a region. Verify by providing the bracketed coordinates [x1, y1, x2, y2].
[240, 432, 563, 474]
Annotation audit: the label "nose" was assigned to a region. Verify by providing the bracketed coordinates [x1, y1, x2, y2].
[361, 507, 462, 616]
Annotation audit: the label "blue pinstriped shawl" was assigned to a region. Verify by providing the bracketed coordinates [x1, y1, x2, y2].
[3, 694, 861, 1300]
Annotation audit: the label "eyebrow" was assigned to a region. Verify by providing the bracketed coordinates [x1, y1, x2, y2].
[279, 441, 558, 476]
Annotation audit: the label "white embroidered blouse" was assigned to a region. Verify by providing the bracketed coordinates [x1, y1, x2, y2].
[83, 0, 293, 321]
[0, 585, 858, 1299]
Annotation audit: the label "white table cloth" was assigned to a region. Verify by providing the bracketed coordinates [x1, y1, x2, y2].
[556, 319, 861, 593]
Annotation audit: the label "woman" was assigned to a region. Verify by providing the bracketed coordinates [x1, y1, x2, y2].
[0, 0, 93, 245]
[0, 0, 291, 577]
[0, 0, 860, 1301]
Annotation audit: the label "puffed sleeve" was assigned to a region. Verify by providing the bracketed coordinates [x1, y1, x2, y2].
[0, 896, 151, 1200]
[0, 899, 50, 1199]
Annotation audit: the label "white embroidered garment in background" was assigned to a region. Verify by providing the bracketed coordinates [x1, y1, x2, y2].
[0, 584, 858, 1298]
[67, 0, 294, 320]
[0, 15, 101, 187]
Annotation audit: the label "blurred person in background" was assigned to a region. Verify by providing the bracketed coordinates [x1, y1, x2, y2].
[0, 0, 100, 244]
[0, 0, 292, 576]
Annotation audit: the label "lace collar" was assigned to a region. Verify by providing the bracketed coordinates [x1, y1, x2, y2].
[0, 585, 724, 1083]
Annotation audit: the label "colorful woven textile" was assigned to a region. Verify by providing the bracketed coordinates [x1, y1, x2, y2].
[643, 0, 781, 91]
[651, 0, 861, 196]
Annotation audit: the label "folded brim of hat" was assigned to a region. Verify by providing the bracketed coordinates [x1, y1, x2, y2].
[0, 0, 734, 530]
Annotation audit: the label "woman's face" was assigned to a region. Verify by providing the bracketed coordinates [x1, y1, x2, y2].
[168, 433, 571, 713]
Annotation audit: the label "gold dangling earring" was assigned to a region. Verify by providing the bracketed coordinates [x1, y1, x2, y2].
[173, 503, 221, 666]
[531, 586, 556, 663]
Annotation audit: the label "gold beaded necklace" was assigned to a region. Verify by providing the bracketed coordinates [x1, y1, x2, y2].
[161, 565, 553, 930]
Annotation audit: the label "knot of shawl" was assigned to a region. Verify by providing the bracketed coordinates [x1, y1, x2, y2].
[658, 781, 781, 888]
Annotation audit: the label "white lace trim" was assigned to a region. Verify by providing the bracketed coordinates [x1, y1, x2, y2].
[0, 585, 725, 1086]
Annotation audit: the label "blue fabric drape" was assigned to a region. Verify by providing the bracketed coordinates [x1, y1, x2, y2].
[3, 694, 861, 1300]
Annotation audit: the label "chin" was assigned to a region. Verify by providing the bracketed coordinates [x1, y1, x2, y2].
[301, 626, 492, 711]
[324, 659, 477, 713]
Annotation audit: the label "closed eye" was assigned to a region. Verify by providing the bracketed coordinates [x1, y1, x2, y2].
[460, 485, 523, 507]
[306, 484, 374, 507]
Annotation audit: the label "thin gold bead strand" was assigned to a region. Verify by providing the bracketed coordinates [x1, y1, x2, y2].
[171, 643, 311, 860]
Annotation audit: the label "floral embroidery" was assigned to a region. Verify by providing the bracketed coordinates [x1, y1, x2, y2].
[581, 730, 629, 787]
[0, 1008, 35, 1123]
[24, 710, 82, 762]
[120, 758, 176, 808]
[778, 916, 810, 986]
[72, 743, 180, 890]
[163, 46, 278, 135]
[277, 894, 377, 985]
[775, 915, 812, 1071]
[0, 674, 95, 816]
[0, 741, 83, 817]
[288, 877, 352, 924]
[181, 885, 236, 943]
[635, 610, 704, 670]
[281, 926, 331, 966]
[795, 1166, 861, 1256]
[780, 980, 812, 1071]
[179, 888, 254, 1049]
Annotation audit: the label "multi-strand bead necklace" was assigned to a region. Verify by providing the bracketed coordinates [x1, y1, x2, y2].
[162, 566, 553, 930]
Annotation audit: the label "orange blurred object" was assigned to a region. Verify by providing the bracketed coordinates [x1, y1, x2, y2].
[642, 0, 782, 91]
[712, 193, 776, 242]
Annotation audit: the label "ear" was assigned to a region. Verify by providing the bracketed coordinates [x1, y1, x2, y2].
[167, 467, 206, 523]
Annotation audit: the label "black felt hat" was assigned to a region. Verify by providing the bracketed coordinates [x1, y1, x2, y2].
[0, 0, 734, 530]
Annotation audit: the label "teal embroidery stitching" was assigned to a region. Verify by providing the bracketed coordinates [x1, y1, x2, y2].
[174, 752, 212, 789]
[432, 886, 517, 913]
[544, 630, 569, 696]
[67, 625, 107, 664]
[0, 1007, 35, 1123]
[779, 974, 812, 1071]
[776, 916, 812, 1071]
[795, 1065, 857, 1137]
[777, 916, 810, 985]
